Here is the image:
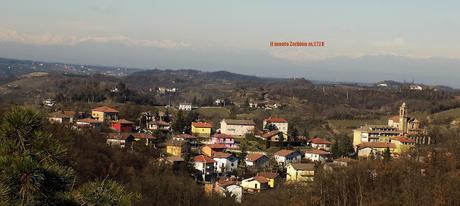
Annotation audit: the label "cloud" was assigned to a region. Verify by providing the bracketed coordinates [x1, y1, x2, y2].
[0, 28, 190, 49]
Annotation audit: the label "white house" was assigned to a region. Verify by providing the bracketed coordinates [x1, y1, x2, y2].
[220, 119, 255, 136]
[304, 149, 332, 162]
[179, 103, 192, 111]
[214, 178, 242, 203]
[273, 149, 302, 167]
[263, 117, 288, 136]
[212, 152, 239, 174]
[194, 155, 216, 183]
[308, 137, 332, 151]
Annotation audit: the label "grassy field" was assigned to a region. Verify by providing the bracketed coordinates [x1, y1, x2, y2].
[327, 118, 387, 135]
[430, 108, 460, 124]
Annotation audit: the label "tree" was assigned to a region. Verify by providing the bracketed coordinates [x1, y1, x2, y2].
[264, 123, 278, 131]
[172, 110, 186, 134]
[74, 179, 139, 206]
[278, 133, 285, 148]
[290, 128, 299, 142]
[303, 128, 310, 139]
[0, 107, 75, 205]
[383, 147, 392, 162]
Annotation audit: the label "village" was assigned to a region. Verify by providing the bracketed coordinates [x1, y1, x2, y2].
[47, 100, 432, 203]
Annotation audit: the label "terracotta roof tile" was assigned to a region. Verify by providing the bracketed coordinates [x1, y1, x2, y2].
[358, 142, 396, 149]
[194, 155, 216, 163]
[309, 137, 332, 145]
[246, 153, 266, 162]
[305, 149, 332, 155]
[264, 117, 288, 123]
[192, 122, 213, 128]
[274, 149, 297, 157]
[391, 136, 416, 143]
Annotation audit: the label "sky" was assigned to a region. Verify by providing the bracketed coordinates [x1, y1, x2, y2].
[1, 1, 460, 87]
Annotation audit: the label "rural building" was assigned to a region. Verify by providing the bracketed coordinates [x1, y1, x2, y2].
[220, 119, 255, 137]
[211, 133, 237, 148]
[274, 149, 302, 167]
[194, 155, 216, 183]
[304, 149, 332, 162]
[201, 144, 227, 157]
[308, 137, 332, 151]
[110, 119, 134, 132]
[286, 163, 315, 183]
[241, 176, 270, 193]
[212, 152, 238, 174]
[91, 106, 119, 122]
[356, 142, 395, 158]
[191, 122, 213, 137]
[263, 117, 288, 136]
[179, 103, 192, 111]
[245, 153, 269, 169]
[166, 140, 191, 157]
[256, 172, 279, 188]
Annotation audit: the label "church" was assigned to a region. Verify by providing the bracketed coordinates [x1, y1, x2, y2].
[387, 102, 422, 135]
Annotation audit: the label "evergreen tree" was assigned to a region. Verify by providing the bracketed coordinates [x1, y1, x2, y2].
[278, 133, 285, 148]
[383, 147, 392, 162]
[172, 110, 186, 134]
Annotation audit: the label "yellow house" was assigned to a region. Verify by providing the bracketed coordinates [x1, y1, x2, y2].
[191, 122, 213, 137]
[91, 106, 119, 122]
[256, 172, 279, 188]
[390, 136, 416, 155]
[166, 140, 190, 157]
[286, 163, 315, 183]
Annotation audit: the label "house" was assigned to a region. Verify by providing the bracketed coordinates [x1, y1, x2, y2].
[48, 111, 74, 124]
[220, 119, 255, 137]
[110, 119, 134, 132]
[256, 172, 279, 188]
[273, 149, 302, 167]
[263, 117, 288, 136]
[245, 153, 269, 169]
[194, 155, 216, 183]
[214, 177, 242, 203]
[241, 176, 270, 193]
[201, 144, 227, 157]
[43, 98, 55, 107]
[308, 137, 332, 151]
[191, 122, 213, 137]
[212, 152, 238, 174]
[106, 133, 157, 148]
[286, 163, 315, 183]
[304, 149, 332, 162]
[390, 136, 416, 155]
[356, 142, 396, 158]
[147, 120, 171, 131]
[91, 106, 119, 122]
[211, 134, 237, 148]
[179, 103, 192, 111]
[166, 140, 191, 157]
[75, 118, 103, 129]
[261, 130, 284, 142]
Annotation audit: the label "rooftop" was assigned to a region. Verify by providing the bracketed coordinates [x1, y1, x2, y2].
[192, 122, 213, 128]
[92, 106, 119, 113]
[264, 117, 288, 123]
[222, 119, 255, 126]
[305, 149, 332, 155]
[194, 155, 216, 163]
[290, 163, 315, 171]
[274, 149, 297, 157]
[309, 137, 332, 145]
[245, 153, 267, 162]
[357, 142, 396, 149]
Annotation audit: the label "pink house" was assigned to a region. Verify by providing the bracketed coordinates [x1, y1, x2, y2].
[211, 134, 237, 148]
